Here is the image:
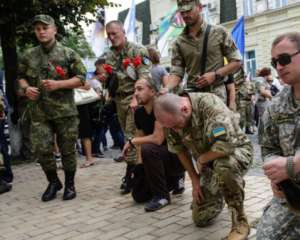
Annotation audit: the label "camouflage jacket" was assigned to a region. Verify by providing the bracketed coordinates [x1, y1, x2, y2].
[237, 80, 256, 101]
[259, 86, 300, 160]
[166, 93, 252, 160]
[257, 78, 271, 102]
[18, 41, 86, 120]
[105, 41, 151, 102]
[170, 21, 241, 89]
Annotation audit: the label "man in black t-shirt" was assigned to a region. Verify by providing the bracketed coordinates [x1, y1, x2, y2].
[123, 79, 185, 212]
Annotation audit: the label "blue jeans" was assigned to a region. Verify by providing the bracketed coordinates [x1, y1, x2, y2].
[92, 125, 107, 154]
[108, 114, 125, 149]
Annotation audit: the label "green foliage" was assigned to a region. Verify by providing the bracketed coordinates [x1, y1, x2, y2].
[61, 29, 95, 58]
[0, 0, 117, 49]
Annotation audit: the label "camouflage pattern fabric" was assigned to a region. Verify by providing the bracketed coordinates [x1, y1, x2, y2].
[256, 77, 272, 119]
[18, 41, 86, 171]
[177, 0, 200, 12]
[105, 41, 151, 101]
[30, 116, 79, 172]
[166, 93, 253, 226]
[257, 86, 300, 239]
[105, 41, 151, 164]
[257, 198, 300, 240]
[170, 21, 241, 102]
[237, 81, 256, 129]
[18, 41, 86, 120]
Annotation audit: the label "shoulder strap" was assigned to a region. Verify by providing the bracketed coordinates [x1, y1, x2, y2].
[200, 24, 211, 75]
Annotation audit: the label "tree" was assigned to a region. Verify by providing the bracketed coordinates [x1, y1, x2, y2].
[61, 29, 95, 59]
[0, 0, 116, 108]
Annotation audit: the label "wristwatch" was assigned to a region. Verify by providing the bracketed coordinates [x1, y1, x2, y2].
[214, 71, 222, 82]
[286, 156, 295, 179]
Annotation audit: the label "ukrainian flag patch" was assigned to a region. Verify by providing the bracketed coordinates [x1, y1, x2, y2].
[212, 127, 226, 138]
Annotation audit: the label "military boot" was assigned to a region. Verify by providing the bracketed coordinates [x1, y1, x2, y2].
[42, 170, 63, 202]
[120, 164, 135, 195]
[63, 171, 76, 200]
[227, 208, 250, 240]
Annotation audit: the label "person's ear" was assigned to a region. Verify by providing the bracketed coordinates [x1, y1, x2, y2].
[181, 105, 188, 114]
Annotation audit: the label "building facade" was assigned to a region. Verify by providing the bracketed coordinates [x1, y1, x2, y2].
[119, 0, 300, 77]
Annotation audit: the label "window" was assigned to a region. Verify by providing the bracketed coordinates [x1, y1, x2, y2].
[245, 50, 257, 79]
[274, 0, 288, 8]
[244, 0, 254, 16]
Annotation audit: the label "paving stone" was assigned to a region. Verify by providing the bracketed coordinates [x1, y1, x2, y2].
[0, 136, 272, 240]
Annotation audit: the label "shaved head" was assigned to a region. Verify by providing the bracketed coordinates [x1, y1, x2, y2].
[154, 94, 191, 130]
[154, 93, 182, 115]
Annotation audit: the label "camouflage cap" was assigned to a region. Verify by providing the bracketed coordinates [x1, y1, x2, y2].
[177, 0, 200, 12]
[33, 14, 55, 25]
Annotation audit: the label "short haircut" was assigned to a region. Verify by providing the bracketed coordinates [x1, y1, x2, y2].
[136, 78, 158, 93]
[258, 67, 271, 77]
[95, 58, 105, 66]
[272, 32, 300, 50]
[105, 20, 125, 32]
[154, 93, 181, 115]
[147, 47, 160, 64]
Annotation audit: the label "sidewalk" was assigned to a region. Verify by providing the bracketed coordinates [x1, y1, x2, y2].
[0, 152, 272, 240]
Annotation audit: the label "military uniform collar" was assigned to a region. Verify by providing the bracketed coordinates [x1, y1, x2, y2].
[182, 21, 207, 38]
[182, 93, 203, 129]
[110, 40, 130, 54]
[40, 40, 58, 54]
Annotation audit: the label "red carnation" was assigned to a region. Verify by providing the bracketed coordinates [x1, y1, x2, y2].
[103, 64, 113, 74]
[133, 56, 142, 68]
[55, 66, 65, 78]
[122, 58, 131, 68]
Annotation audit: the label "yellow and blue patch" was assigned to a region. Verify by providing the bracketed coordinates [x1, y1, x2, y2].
[212, 127, 226, 138]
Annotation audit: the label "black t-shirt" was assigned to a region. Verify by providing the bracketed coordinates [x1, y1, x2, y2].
[134, 106, 156, 135]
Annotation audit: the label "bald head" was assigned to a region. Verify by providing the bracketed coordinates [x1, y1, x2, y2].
[154, 93, 191, 130]
[154, 93, 182, 115]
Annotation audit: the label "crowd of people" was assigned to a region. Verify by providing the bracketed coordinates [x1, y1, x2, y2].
[0, 0, 300, 240]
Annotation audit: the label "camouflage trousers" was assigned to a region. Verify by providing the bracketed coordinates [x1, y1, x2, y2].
[115, 96, 136, 165]
[257, 197, 300, 240]
[256, 100, 268, 120]
[237, 100, 253, 129]
[30, 116, 79, 172]
[192, 145, 253, 226]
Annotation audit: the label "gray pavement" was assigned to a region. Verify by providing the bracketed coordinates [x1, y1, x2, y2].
[0, 134, 272, 240]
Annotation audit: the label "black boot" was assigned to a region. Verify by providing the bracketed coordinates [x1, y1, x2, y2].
[120, 164, 135, 195]
[42, 170, 63, 202]
[63, 171, 76, 200]
[0, 179, 12, 194]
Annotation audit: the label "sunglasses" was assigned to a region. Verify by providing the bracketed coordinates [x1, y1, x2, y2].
[271, 50, 300, 68]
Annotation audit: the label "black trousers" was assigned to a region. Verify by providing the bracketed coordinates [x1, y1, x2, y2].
[132, 143, 184, 203]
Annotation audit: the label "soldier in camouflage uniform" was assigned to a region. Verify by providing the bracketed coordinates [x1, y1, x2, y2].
[236, 78, 256, 134]
[18, 15, 86, 202]
[257, 32, 300, 240]
[255, 68, 273, 121]
[154, 93, 253, 240]
[104, 20, 151, 194]
[162, 0, 241, 103]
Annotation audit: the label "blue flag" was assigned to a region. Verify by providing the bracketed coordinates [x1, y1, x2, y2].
[231, 16, 245, 59]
